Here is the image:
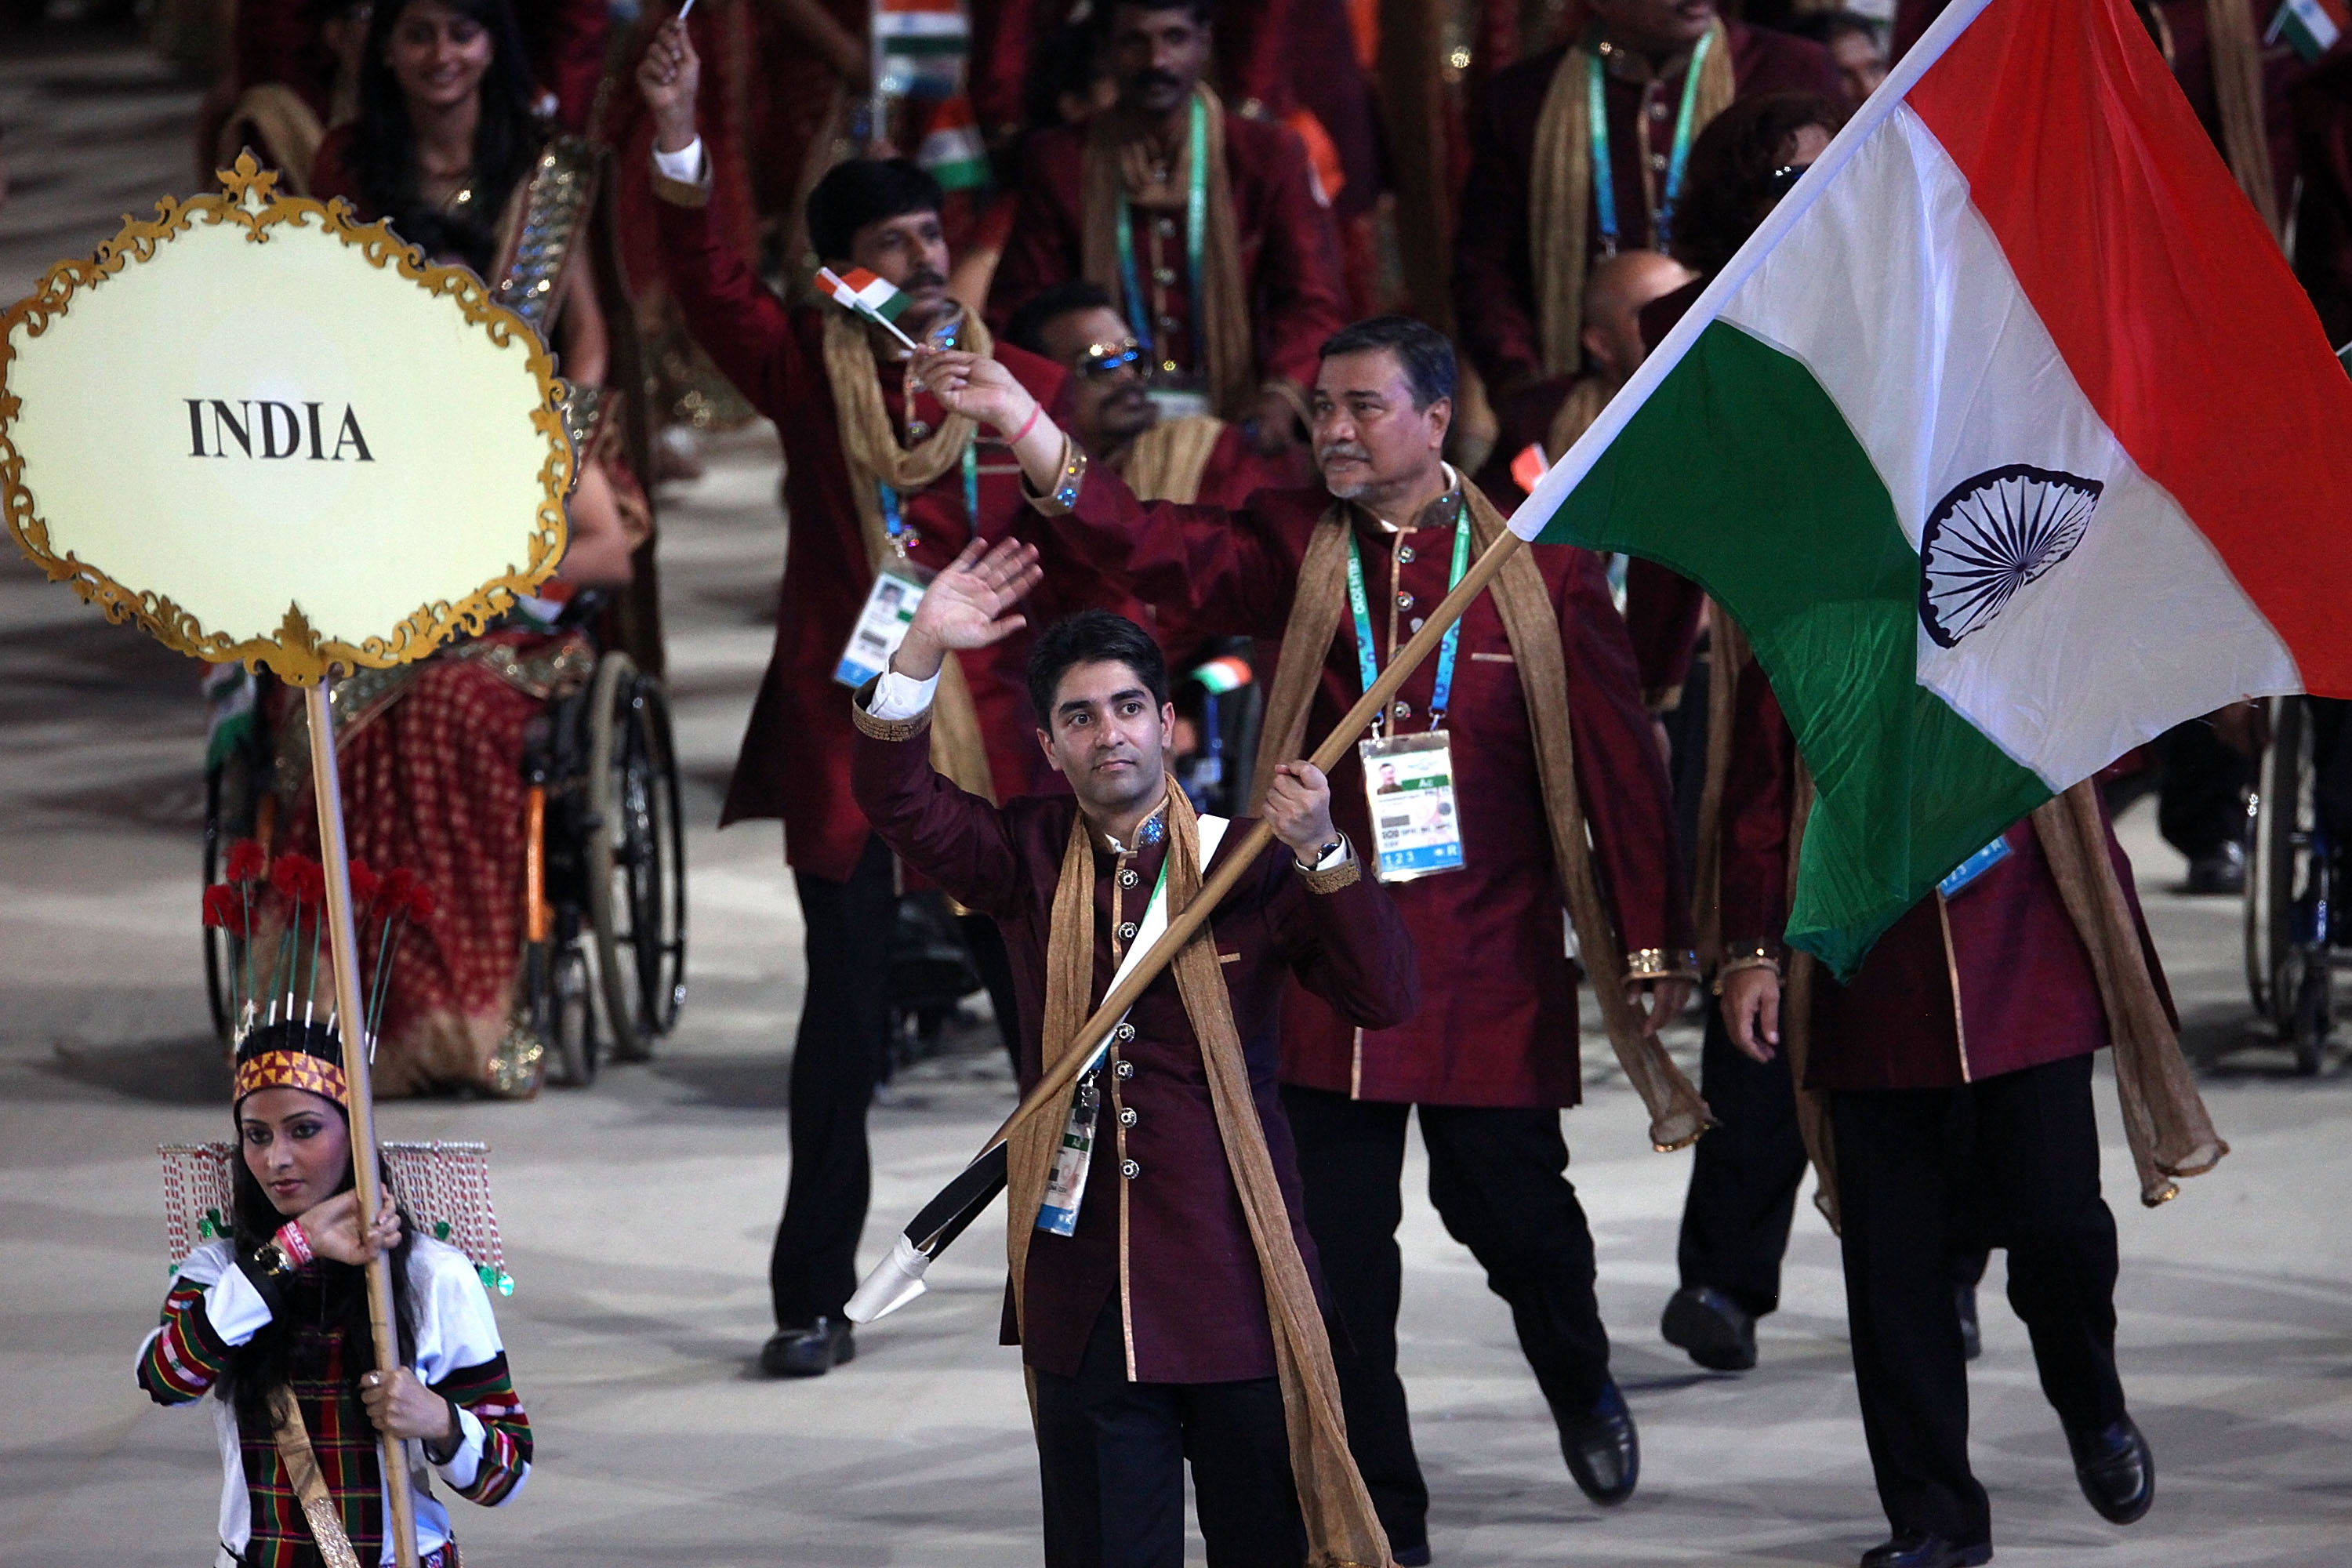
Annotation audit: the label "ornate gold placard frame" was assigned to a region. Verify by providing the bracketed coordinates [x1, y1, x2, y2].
[0, 153, 572, 685]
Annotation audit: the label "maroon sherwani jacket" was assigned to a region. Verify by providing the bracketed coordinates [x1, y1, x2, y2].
[1046, 476, 1691, 1108]
[1719, 675, 2175, 1091]
[988, 114, 1351, 399]
[652, 183, 1102, 880]
[1454, 24, 1842, 459]
[850, 705, 1419, 1381]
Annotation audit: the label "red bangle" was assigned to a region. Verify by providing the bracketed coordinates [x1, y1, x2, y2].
[274, 1220, 314, 1268]
[1010, 404, 1043, 445]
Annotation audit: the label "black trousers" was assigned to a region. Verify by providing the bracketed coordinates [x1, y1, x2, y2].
[1831, 1054, 2127, 1545]
[1280, 1086, 1613, 1550]
[1033, 1300, 1305, 1568]
[2154, 717, 2255, 862]
[770, 833, 898, 1326]
[1675, 1005, 1811, 1316]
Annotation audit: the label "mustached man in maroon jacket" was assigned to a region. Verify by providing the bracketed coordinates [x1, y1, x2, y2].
[636, 22, 1140, 1381]
[849, 542, 1417, 1566]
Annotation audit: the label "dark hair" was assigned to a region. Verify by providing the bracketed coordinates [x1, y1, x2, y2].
[1671, 91, 1846, 278]
[1007, 280, 1119, 355]
[1023, 20, 1105, 133]
[220, 1021, 418, 1430]
[1096, 0, 1217, 34]
[348, 0, 543, 277]
[1318, 314, 1458, 410]
[806, 159, 946, 263]
[1787, 9, 1885, 48]
[1027, 610, 1169, 724]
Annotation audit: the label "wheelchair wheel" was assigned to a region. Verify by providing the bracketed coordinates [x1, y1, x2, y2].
[586, 653, 688, 1061]
[536, 938, 600, 1087]
[203, 738, 267, 1047]
[2246, 697, 2308, 1027]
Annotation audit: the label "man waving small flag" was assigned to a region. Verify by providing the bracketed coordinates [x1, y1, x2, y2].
[1515, 0, 2352, 977]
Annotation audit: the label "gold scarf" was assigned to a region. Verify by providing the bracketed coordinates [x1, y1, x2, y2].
[820, 307, 998, 800]
[1782, 776, 2229, 1225]
[1081, 84, 1257, 420]
[1543, 376, 1614, 463]
[1248, 489, 1711, 1150]
[1119, 412, 1227, 503]
[1009, 785, 1391, 1568]
[1530, 22, 1735, 377]
[2203, 0, 2285, 244]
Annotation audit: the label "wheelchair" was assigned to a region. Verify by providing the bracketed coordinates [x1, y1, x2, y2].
[2243, 695, 2350, 1073]
[203, 631, 687, 1091]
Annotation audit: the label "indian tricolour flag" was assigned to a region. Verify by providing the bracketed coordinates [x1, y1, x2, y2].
[818, 265, 911, 328]
[1514, 0, 2352, 978]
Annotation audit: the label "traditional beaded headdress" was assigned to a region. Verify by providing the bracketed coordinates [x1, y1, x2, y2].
[204, 840, 434, 1084]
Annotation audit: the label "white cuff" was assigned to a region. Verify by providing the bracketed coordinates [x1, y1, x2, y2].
[434, 1405, 488, 1490]
[868, 668, 940, 720]
[651, 137, 706, 185]
[203, 1265, 275, 1345]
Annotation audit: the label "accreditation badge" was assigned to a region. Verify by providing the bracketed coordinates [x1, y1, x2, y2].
[833, 564, 931, 688]
[1035, 1068, 1103, 1236]
[1936, 831, 2013, 898]
[1359, 730, 1465, 883]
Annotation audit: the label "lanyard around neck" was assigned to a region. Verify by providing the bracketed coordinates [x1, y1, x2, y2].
[1345, 501, 1472, 735]
[877, 442, 981, 557]
[1114, 93, 1208, 368]
[1587, 27, 1714, 256]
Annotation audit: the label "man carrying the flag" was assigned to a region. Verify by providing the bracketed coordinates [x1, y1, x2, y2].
[634, 21, 1117, 1381]
[1490, 0, 2351, 1555]
[911, 314, 1704, 1558]
[848, 546, 1417, 1568]
[988, 0, 1348, 459]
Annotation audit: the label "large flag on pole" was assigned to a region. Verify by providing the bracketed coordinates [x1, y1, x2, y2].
[1513, 0, 2352, 978]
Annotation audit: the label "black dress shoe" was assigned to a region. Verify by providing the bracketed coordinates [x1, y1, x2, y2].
[760, 1317, 856, 1377]
[1557, 1381, 1639, 1505]
[2184, 840, 2247, 895]
[1955, 1282, 1982, 1362]
[1661, 1285, 1757, 1372]
[2067, 1415, 2154, 1524]
[1857, 1534, 1991, 1568]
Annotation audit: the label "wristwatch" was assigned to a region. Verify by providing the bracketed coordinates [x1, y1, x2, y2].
[251, 1238, 299, 1284]
[1297, 836, 1345, 869]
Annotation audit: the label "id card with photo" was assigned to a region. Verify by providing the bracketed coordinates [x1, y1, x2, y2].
[1937, 832, 2013, 898]
[833, 564, 929, 688]
[1359, 730, 1465, 883]
[1035, 1069, 1102, 1236]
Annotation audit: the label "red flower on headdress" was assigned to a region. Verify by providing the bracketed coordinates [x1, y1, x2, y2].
[380, 866, 436, 924]
[270, 853, 326, 907]
[347, 859, 382, 910]
[201, 884, 255, 937]
[223, 839, 268, 883]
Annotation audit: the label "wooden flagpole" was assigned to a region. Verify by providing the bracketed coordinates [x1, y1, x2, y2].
[305, 677, 421, 1568]
[898, 527, 1530, 1256]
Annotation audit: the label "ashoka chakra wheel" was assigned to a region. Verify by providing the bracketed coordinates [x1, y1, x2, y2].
[1918, 463, 2103, 648]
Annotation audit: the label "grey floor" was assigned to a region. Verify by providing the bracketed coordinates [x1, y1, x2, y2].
[4, 29, 2350, 1568]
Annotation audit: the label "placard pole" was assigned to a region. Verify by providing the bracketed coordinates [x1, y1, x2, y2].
[305, 677, 421, 1568]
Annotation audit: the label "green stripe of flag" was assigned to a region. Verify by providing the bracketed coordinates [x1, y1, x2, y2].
[1533, 321, 2049, 977]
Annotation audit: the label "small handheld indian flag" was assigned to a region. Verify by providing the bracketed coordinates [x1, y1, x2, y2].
[2267, 0, 2346, 61]
[817, 266, 919, 350]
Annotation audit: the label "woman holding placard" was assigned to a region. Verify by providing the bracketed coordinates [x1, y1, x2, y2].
[140, 900, 533, 1567]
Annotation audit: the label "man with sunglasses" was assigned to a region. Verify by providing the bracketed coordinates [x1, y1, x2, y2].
[1006, 280, 1305, 509]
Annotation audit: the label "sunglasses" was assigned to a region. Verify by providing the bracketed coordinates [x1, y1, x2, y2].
[1076, 340, 1143, 380]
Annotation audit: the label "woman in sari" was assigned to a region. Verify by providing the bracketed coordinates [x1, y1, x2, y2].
[250, 0, 654, 1096]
